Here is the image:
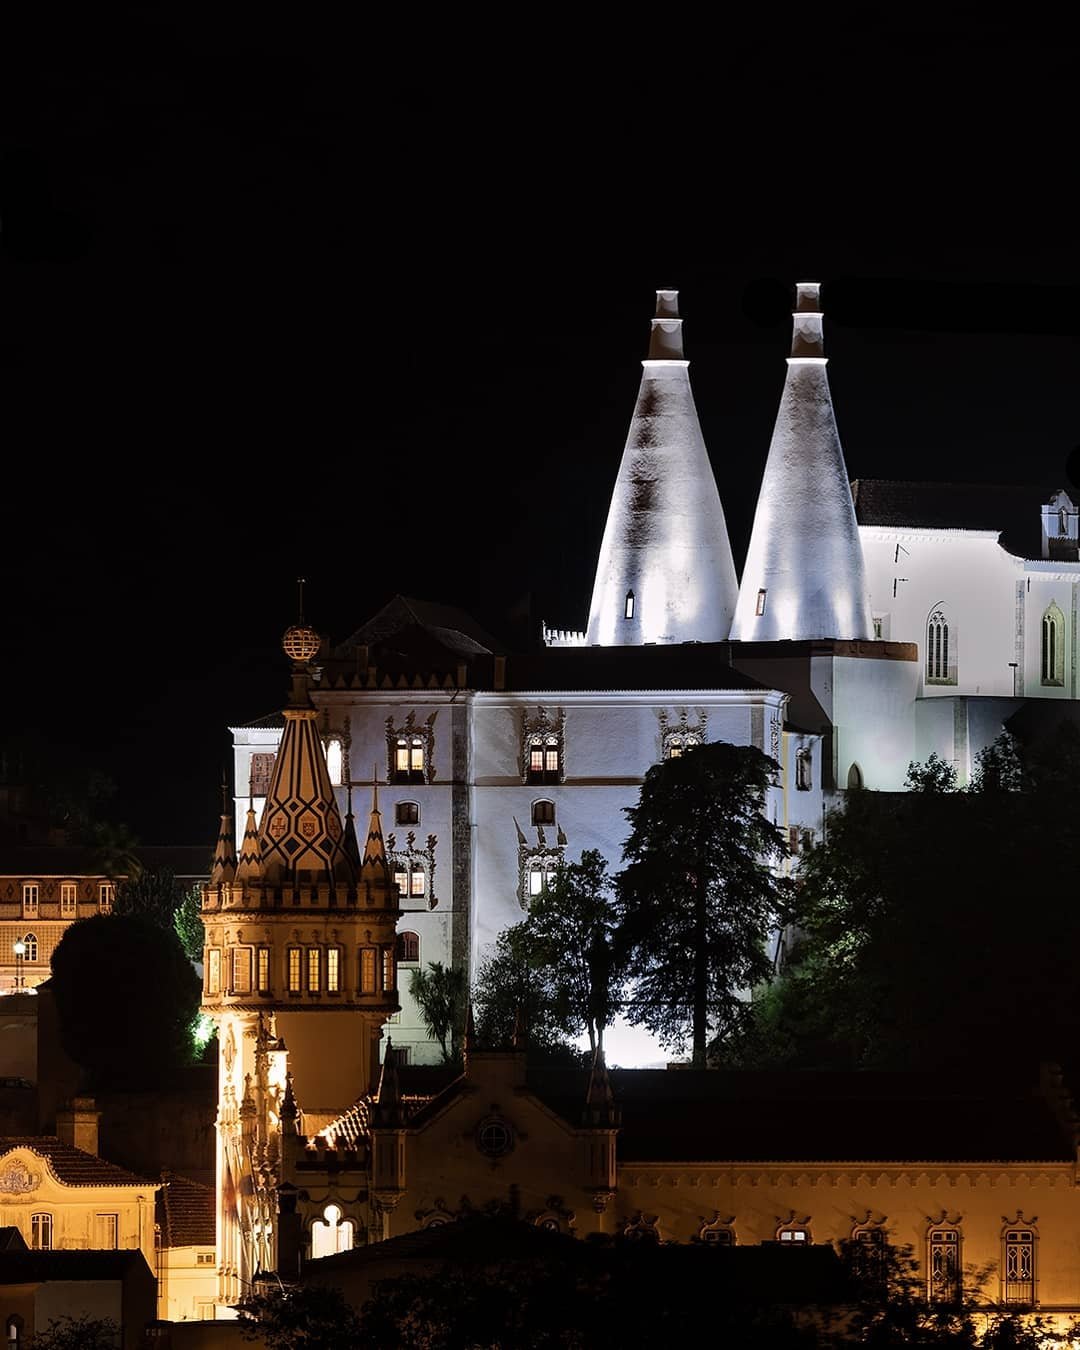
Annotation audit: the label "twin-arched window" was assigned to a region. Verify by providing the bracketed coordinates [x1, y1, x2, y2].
[311, 1203, 354, 1259]
[1041, 602, 1065, 687]
[925, 607, 957, 685]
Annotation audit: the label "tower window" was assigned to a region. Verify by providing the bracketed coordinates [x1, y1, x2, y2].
[624, 590, 635, 620]
[756, 589, 767, 617]
[382, 947, 396, 992]
[324, 737, 344, 787]
[306, 949, 321, 993]
[326, 946, 341, 993]
[360, 946, 377, 993]
[287, 947, 302, 994]
[232, 948, 252, 994]
[256, 947, 271, 993]
[207, 949, 222, 995]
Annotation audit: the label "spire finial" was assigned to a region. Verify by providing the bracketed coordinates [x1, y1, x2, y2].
[790, 281, 825, 361]
[372, 763, 379, 812]
[296, 575, 306, 625]
[220, 776, 229, 815]
[647, 287, 684, 360]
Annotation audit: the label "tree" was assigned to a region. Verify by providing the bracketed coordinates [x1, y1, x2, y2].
[904, 751, 958, 793]
[473, 925, 582, 1063]
[236, 1282, 364, 1350]
[173, 883, 206, 964]
[524, 849, 622, 1056]
[50, 914, 202, 1088]
[29, 1315, 120, 1350]
[409, 960, 466, 1062]
[614, 742, 791, 1068]
[114, 865, 183, 929]
[736, 730, 1080, 1072]
[83, 819, 143, 880]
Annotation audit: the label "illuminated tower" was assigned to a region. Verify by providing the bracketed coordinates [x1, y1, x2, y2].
[201, 621, 400, 1304]
[731, 282, 872, 642]
[584, 289, 739, 646]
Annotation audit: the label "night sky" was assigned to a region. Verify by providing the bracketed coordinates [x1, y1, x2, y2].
[2, 11, 1076, 844]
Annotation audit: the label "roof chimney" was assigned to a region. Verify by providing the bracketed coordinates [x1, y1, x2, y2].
[56, 1096, 99, 1155]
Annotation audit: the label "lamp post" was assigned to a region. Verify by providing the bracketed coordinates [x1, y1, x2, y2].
[12, 941, 25, 992]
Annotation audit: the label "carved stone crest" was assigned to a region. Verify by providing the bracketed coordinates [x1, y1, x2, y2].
[0, 1159, 40, 1194]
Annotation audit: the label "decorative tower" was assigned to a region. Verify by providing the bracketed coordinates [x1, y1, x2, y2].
[201, 620, 400, 1305]
[730, 282, 873, 642]
[584, 289, 739, 646]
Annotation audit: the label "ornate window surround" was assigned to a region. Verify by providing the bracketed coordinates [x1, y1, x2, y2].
[518, 841, 565, 908]
[386, 711, 437, 785]
[520, 707, 566, 785]
[387, 830, 438, 909]
[926, 1214, 962, 1303]
[697, 1213, 736, 1245]
[658, 708, 708, 761]
[1001, 1211, 1038, 1306]
[775, 1213, 812, 1244]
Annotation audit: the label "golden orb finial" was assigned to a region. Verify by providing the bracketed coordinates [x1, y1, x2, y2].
[282, 624, 320, 662]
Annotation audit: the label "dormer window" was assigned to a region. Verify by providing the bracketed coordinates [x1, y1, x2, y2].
[624, 590, 635, 620]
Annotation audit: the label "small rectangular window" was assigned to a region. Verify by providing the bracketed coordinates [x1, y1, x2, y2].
[60, 883, 78, 917]
[544, 748, 559, 774]
[306, 948, 320, 993]
[529, 747, 544, 774]
[624, 591, 635, 620]
[756, 589, 767, 617]
[31, 1213, 52, 1250]
[529, 868, 545, 897]
[94, 1213, 118, 1249]
[395, 742, 410, 773]
[393, 869, 408, 894]
[409, 871, 425, 897]
[326, 947, 340, 993]
[382, 947, 396, 992]
[287, 947, 302, 993]
[232, 948, 252, 994]
[532, 800, 555, 826]
[360, 947, 377, 993]
[22, 884, 39, 917]
[98, 883, 114, 913]
[196, 1252, 215, 1266]
[207, 949, 221, 995]
[256, 947, 270, 992]
[395, 802, 420, 826]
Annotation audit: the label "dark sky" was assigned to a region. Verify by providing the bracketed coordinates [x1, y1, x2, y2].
[2, 10, 1076, 843]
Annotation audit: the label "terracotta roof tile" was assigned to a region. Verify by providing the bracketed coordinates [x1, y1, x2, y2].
[0, 1138, 154, 1188]
[159, 1171, 215, 1247]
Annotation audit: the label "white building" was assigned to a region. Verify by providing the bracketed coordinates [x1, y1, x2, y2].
[227, 285, 1080, 1064]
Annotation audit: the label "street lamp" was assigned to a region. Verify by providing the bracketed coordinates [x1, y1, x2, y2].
[12, 941, 25, 991]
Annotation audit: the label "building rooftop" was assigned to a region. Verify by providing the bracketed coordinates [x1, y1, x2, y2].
[0, 1137, 155, 1188]
[158, 1171, 215, 1247]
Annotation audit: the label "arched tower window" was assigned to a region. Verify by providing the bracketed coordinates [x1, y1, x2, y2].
[925, 606, 957, 685]
[1041, 602, 1065, 687]
[311, 1203, 354, 1259]
[847, 763, 863, 791]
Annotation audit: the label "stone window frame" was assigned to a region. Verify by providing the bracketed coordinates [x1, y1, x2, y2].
[697, 1213, 736, 1245]
[531, 798, 556, 826]
[387, 830, 438, 909]
[518, 842, 565, 909]
[396, 930, 420, 964]
[1041, 601, 1066, 687]
[775, 1214, 812, 1245]
[926, 1219, 962, 1303]
[658, 708, 708, 762]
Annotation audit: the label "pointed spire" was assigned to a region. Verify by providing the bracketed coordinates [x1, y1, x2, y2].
[372, 1038, 404, 1126]
[583, 1048, 620, 1128]
[513, 817, 527, 847]
[342, 784, 362, 872]
[234, 795, 263, 885]
[361, 771, 390, 877]
[280, 1073, 298, 1128]
[585, 288, 739, 646]
[256, 701, 354, 887]
[209, 779, 237, 885]
[731, 282, 872, 642]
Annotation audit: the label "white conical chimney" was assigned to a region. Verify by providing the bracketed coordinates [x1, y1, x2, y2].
[730, 282, 872, 642]
[585, 290, 739, 646]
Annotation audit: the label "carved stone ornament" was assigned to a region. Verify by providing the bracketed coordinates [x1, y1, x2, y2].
[0, 1159, 40, 1194]
[386, 830, 439, 909]
[223, 1025, 237, 1080]
[697, 1212, 736, 1244]
[517, 837, 566, 910]
[385, 711, 438, 784]
[622, 1211, 661, 1242]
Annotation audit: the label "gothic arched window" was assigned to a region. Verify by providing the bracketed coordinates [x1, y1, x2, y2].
[1041, 602, 1065, 687]
[925, 607, 957, 685]
[324, 737, 344, 787]
[311, 1203, 354, 1259]
[20, 934, 37, 964]
[396, 931, 420, 964]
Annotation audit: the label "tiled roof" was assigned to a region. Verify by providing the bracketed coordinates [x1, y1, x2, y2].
[337, 595, 507, 657]
[525, 1067, 1074, 1164]
[850, 478, 1061, 560]
[0, 1249, 152, 1281]
[0, 845, 209, 879]
[0, 1138, 154, 1188]
[159, 1171, 215, 1247]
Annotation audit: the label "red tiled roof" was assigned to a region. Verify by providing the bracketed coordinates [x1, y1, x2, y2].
[159, 1171, 215, 1247]
[0, 1138, 154, 1188]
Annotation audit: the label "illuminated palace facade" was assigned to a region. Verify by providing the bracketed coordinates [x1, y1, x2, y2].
[226, 284, 1080, 1067]
[198, 286, 1080, 1313]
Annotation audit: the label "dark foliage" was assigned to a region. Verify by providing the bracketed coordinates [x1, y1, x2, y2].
[50, 913, 202, 1088]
